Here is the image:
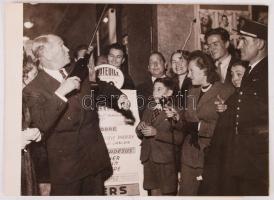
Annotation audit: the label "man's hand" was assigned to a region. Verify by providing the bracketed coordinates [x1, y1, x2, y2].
[55, 76, 81, 96]
[86, 45, 95, 54]
[141, 126, 157, 137]
[163, 107, 180, 121]
[21, 128, 42, 149]
[214, 95, 227, 113]
[118, 94, 131, 110]
[137, 121, 147, 131]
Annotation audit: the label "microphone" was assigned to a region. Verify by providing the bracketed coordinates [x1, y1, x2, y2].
[159, 97, 174, 122]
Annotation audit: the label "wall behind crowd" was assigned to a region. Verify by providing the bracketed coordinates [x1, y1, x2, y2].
[156, 4, 197, 65]
[23, 4, 267, 86]
[23, 4, 97, 58]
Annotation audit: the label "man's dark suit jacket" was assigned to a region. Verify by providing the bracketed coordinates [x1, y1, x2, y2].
[23, 69, 122, 185]
[136, 79, 154, 118]
[121, 73, 135, 90]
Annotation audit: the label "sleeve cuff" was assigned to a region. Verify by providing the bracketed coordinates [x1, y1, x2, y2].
[55, 91, 68, 102]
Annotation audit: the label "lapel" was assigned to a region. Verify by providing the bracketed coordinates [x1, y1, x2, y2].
[142, 79, 154, 98]
[241, 57, 268, 88]
[152, 110, 168, 126]
[197, 82, 221, 110]
[38, 70, 61, 93]
[147, 79, 154, 91]
[39, 68, 85, 106]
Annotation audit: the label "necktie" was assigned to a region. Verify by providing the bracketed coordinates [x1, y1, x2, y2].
[151, 104, 162, 123]
[241, 65, 251, 86]
[59, 69, 67, 79]
[216, 61, 224, 82]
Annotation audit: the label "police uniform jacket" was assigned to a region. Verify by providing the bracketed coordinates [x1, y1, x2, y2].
[200, 57, 268, 195]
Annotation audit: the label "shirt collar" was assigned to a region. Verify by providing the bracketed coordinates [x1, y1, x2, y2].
[43, 67, 67, 83]
[152, 75, 166, 83]
[216, 54, 231, 67]
[249, 56, 266, 72]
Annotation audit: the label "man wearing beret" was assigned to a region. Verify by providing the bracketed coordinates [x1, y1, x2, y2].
[199, 18, 268, 195]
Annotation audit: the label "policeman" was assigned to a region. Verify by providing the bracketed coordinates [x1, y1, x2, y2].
[232, 18, 268, 195]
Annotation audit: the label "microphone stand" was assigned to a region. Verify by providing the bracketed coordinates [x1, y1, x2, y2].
[68, 4, 109, 81]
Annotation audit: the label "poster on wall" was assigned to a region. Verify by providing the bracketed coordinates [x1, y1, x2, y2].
[198, 7, 250, 51]
[98, 90, 146, 196]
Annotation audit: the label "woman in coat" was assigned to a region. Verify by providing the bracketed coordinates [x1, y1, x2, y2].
[178, 50, 234, 195]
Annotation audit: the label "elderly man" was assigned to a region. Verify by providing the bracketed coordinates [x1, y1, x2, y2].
[23, 34, 130, 195]
[205, 27, 239, 85]
[200, 19, 268, 196]
[136, 52, 167, 118]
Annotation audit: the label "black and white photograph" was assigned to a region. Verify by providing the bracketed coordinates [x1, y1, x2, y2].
[2, 1, 271, 198]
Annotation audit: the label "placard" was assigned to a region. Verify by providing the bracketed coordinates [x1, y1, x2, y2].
[98, 90, 146, 196]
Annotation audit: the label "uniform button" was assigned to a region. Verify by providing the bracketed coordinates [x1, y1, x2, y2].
[238, 99, 241, 103]
[236, 115, 239, 118]
[67, 116, 72, 120]
[254, 92, 257, 95]
[236, 122, 239, 125]
[239, 91, 243, 95]
[237, 107, 240, 110]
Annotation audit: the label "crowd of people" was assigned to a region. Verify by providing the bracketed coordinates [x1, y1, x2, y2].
[21, 17, 268, 196]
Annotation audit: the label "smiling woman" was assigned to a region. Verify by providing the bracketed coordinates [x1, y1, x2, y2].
[187, 51, 219, 86]
[178, 50, 234, 195]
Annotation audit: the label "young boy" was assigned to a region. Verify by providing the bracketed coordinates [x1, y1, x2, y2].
[136, 77, 184, 196]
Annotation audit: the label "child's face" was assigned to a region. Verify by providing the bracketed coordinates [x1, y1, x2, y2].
[231, 65, 246, 88]
[153, 82, 172, 100]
